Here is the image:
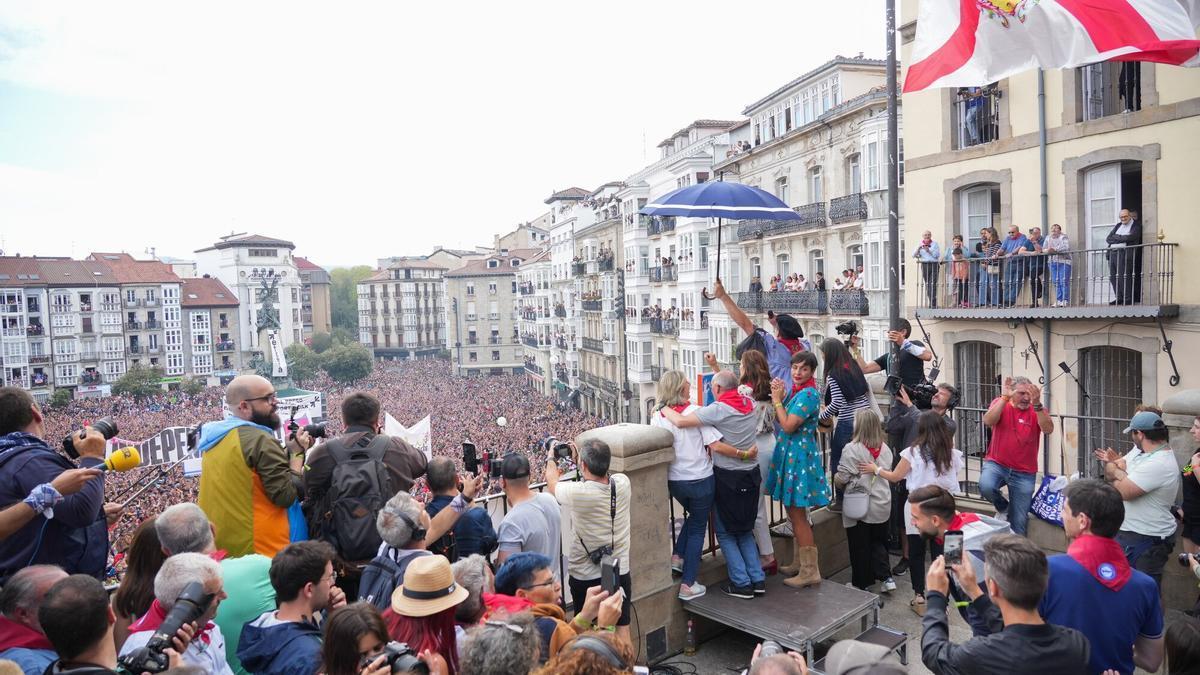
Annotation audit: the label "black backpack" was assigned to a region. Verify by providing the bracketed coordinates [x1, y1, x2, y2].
[358, 550, 428, 611]
[734, 328, 768, 362]
[324, 434, 394, 562]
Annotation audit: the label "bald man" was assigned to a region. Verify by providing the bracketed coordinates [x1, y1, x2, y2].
[197, 375, 311, 558]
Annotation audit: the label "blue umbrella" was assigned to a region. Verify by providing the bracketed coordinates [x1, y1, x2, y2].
[639, 181, 798, 298]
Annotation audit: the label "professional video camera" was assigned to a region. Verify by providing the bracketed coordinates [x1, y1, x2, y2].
[884, 376, 939, 410]
[287, 406, 327, 441]
[835, 320, 859, 350]
[540, 436, 573, 462]
[118, 581, 214, 674]
[62, 418, 118, 460]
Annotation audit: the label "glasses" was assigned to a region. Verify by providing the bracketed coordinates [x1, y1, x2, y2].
[322, 571, 338, 583]
[485, 620, 525, 634]
[243, 392, 278, 404]
[521, 577, 557, 590]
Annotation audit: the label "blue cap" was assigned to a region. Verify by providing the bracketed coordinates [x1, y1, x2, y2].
[1123, 411, 1165, 434]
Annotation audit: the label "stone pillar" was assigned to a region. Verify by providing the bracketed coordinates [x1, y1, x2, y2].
[574, 423, 678, 662]
[1160, 390, 1200, 611]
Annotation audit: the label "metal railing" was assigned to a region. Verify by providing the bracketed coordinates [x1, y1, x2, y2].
[647, 216, 676, 237]
[913, 242, 1176, 312]
[735, 290, 828, 314]
[649, 266, 678, 283]
[521, 336, 539, 348]
[954, 86, 1002, 148]
[650, 365, 665, 381]
[581, 300, 603, 312]
[793, 202, 827, 228]
[571, 262, 587, 277]
[1079, 61, 1141, 121]
[829, 289, 870, 316]
[581, 337, 604, 352]
[649, 318, 679, 336]
[829, 193, 868, 223]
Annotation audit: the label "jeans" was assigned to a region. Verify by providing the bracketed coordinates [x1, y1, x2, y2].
[978, 460, 1036, 536]
[979, 270, 1000, 306]
[1116, 529, 1175, 590]
[669, 475, 715, 586]
[1002, 259, 1025, 306]
[1049, 261, 1071, 304]
[830, 418, 854, 499]
[714, 508, 765, 588]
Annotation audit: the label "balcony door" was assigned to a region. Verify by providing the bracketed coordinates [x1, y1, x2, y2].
[1085, 163, 1121, 304]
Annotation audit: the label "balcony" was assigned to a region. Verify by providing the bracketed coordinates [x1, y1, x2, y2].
[144, 320, 161, 330]
[29, 355, 51, 364]
[572, 262, 587, 277]
[52, 304, 73, 313]
[524, 362, 544, 376]
[646, 216, 676, 237]
[519, 283, 535, 296]
[126, 321, 143, 330]
[124, 298, 140, 308]
[829, 193, 868, 224]
[0, 303, 18, 314]
[521, 336, 540, 348]
[583, 372, 602, 388]
[1, 326, 23, 338]
[954, 85, 1002, 149]
[80, 372, 102, 385]
[581, 300, 603, 312]
[792, 202, 827, 228]
[465, 314, 477, 322]
[216, 341, 236, 352]
[488, 336, 503, 345]
[736, 220, 764, 240]
[649, 266, 678, 283]
[736, 290, 829, 315]
[554, 306, 567, 318]
[650, 365, 666, 381]
[650, 318, 680, 336]
[1078, 62, 1141, 122]
[101, 303, 121, 312]
[30, 373, 49, 387]
[597, 258, 615, 273]
[912, 243, 1178, 321]
[143, 298, 159, 307]
[488, 312, 500, 320]
[582, 337, 604, 353]
[147, 346, 161, 354]
[78, 303, 93, 313]
[127, 346, 144, 355]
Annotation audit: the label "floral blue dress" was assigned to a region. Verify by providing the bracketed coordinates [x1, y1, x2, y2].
[766, 387, 830, 509]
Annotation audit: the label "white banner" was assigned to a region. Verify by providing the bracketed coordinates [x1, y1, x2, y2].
[268, 330, 288, 377]
[385, 413, 432, 461]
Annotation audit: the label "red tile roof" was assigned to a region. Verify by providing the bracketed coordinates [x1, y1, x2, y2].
[445, 248, 542, 278]
[294, 256, 324, 271]
[544, 187, 592, 204]
[35, 259, 120, 287]
[181, 276, 239, 307]
[87, 253, 181, 284]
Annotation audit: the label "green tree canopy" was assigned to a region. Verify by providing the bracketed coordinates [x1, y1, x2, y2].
[310, 331, 333, 353]
[111, 364, 166, 399]
[330, 266, 374, 332]
[285, 343, 324, 383]
[49, 389, 72, 408]
[320, 343, 373, 383]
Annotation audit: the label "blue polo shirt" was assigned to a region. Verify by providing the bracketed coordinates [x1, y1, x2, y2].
[1039, 553, 1162, 675]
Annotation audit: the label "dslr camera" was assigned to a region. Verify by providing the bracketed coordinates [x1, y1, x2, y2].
[118, 581, 214, 674]
[62, 417, 118, 459]
[835, 320, 859, 350]
[1178, 552, 1200, 567]
[287, 407, 327, 440]
[381, 641, 427, 674]
[541, 436, 573, 462]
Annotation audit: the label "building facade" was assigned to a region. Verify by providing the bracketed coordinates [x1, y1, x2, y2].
[445, 249, 538, 376]
[294, 257, 333, 341]
[544, 188, 595, 408]
[87, 253, 186, 381]
[181, 276, 242, 384]
[518, 251, 557, 398]
[575, 184, 626, 422]
[899, 4, 1200, 489]
[357, 260, 447, 360]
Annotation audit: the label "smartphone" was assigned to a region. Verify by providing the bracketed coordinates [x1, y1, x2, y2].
[489, 452, 504, 479]
[462, 442, 478, 475]
[601, 556, 620, 596]
[944, 530, 964, 566]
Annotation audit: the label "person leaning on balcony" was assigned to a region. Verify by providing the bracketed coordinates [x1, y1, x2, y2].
[913, 231, 942, 308]
[1044, 224, 1072, 307]
[1018, 227, 1049, 308]
[980, 376, 1053, 536]
[1106, 208, 1143, 305]
[945, 235, 972, 308]
[977, 227, 1004, 307]
[1000, 225, 1032, 307]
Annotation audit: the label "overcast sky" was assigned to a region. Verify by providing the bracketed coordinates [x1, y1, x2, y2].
[0, 1, 888, 268]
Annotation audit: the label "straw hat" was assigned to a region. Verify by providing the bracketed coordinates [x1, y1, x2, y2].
[391, 555, 469, 617]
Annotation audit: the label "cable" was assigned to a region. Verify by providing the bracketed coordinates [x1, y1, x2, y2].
[649, 663, 697, 675]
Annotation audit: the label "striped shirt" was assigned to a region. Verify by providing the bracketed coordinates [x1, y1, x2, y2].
[819, 378, 872, 421]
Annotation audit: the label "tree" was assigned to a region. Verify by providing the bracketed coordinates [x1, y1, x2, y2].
[49, 389, 72, 408]
[330, 266, 374, 333]
[320, 343, 373, 383]
[310, 331, 333, 354]
[285, 343, 324, 383]
[112, 364, 165, 399]
[180, 376, 206, 396]
[331, 326, 357, 346]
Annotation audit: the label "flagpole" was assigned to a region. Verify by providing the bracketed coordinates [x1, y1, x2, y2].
[886, 0, 900, 359]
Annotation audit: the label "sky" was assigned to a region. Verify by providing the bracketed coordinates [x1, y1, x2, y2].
[0, 1, 889, 268]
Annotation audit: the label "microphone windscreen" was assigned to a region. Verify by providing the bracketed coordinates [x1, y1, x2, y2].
[103, 447, 142, 472]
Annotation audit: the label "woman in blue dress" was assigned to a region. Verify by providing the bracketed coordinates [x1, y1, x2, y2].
[766, 350, 829, 588]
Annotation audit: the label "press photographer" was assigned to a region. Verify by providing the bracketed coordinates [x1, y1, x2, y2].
[852, 318, 934, 397]
[0, 387, 117, 581]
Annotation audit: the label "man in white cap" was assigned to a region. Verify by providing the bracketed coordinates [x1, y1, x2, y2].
[1094, 410, 1181, 589]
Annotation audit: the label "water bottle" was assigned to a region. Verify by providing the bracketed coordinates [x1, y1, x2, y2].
[684, 618, 697, 656]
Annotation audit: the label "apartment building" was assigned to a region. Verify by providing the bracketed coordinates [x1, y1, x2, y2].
[899, 4, 1200, 491]
[87, 253, 186, 380]
[545, 188, 595, 408]
[445, 249, 538, 376]
[181, 276, 242, 384]
[707, 56, 905, 366]
[621, 120, 738, 422]
[575, 183, 626, 422]
[357, 260, 447, 360]
[294, 257, 333, 340]
[518, 250, 557, 398]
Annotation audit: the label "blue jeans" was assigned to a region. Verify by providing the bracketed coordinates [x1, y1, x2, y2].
[1049, 261, 1071, 304]
[979, 270, 1000, 306]
[978, 460, 1036, 536]
[714, 508, 765, 588]
[830, 418, 854, 498]
[669, 475, 715, 586]
[1003, 260, 1025, 306]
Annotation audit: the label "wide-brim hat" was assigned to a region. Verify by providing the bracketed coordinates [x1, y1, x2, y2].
[391, 555, 469, 617]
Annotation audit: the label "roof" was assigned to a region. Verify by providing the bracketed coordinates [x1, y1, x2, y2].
[657, 119, 741, 147]
[195, 233, 296, 253]
[293, 256, 325, 271]
[741, 56, 886, 115]
[34, 259, 120, 287]
[0, 257, 51, 286]
[388, 259, 447, 270]
[181, 276, 239, 307]
[544, 187, 592, 204]
[87, 253, 182, 284]
[445, 248, 542, 278]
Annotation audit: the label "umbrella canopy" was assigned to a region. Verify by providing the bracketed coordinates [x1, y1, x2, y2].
[639, 181, 800, 221]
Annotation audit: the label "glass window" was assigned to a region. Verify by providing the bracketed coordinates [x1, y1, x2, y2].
[809, 167, 822, 203]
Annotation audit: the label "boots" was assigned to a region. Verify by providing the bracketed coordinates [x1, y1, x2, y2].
[778, 541, 801, 577]
[784, 546, 822, 588]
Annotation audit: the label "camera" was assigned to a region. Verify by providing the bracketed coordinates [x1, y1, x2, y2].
[1178, 553, 1200, 567]
[542, 437, 573, 462]
[118, 581, 214, 674]
[488, 452, 504, 479]
[382, 641, 427, 674]
[287, 407, 327, 440]
[62, 418, 118, 460]
[588, 544, 615, 566]
[835, 320, 859, 349]
[885, 377, 937, 410]
[759, 640, 785, 659]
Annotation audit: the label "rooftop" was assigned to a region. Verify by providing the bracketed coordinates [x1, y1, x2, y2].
[87, 253, 182, 284]
[293, 256, 325, 272]
[445, 248, 542, 278]
[544, 187, 593, 204]
[181, 276, 239, 307]
[195, 233, 296, 253]
[35, 259, 120, 287]
[741, 55, 886, 115]
[657, 119, 741, 147]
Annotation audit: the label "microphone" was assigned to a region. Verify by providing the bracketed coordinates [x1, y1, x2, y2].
[102, 447, 142, 472]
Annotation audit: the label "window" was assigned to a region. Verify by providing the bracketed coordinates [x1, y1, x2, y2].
[866, 237, 884, 291]
[809, 249, 824, 278]
[492, 350, 501, 361]
[775, 176, 789, 204]
[487, 260, 499, 268]
[126, 290, 136, 304]
[248, 249, 277, 257]
[488, 282, 497, 295]
[809, 167, 822, 203]
[847, 154, 862, 194]
[897, 138, 905, 186]
[1079, 346, 1142, 478]
[960, 184, 1001, 251]
[776, 253, 790, 279]
[953, 341, 1002, 494]
[1078, 62, 1140, 121]
[468, 351, 477, 363]
[847, 245, 864, 277]
[865, 136, 881, 190]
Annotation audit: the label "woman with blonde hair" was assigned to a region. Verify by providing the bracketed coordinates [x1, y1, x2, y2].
[835, 410, 895, 592]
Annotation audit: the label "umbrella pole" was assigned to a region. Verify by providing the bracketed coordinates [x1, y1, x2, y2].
[703, 217, 722, 300]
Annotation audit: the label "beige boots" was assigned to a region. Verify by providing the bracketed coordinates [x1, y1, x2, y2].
[783, 546, 822, 588]
[778, 540, 801, 577]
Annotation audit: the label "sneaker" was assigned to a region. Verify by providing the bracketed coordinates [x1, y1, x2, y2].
[678, 583, 706, 601]
[881, 578, 897, 593]
[720, 583, 755, 600]
[752, 581, 766, 596]
[671, 556, 684, 575]
[993, 509, 1008, 523]
[910, 596, 927, 617]
[892, 558, 909, 576]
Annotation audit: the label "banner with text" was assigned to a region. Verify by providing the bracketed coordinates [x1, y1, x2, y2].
[385, 413, 432, 461]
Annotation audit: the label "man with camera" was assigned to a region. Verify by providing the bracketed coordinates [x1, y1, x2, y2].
[496, 454, 562, 569]
[304, 392, 428, 567]
[197, 375, 311, 559]
[852, 319, 933, 387]
[424, 456, 497, 562]
[1040, 479, 1164, 675]
[0, 387, 113, 581]
[545, 438, 632, 643]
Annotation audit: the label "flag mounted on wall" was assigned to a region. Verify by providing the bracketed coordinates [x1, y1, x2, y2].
[905, 0, 1200, 92]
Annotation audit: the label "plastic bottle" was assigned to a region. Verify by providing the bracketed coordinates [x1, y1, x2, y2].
[684, 618, 697, 656]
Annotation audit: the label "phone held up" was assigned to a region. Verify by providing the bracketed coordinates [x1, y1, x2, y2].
[943, 530, 964, 566]
[601, 555, 620, 596]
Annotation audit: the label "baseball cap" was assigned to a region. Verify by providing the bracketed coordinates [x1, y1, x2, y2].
[822, 640, 902, 675]
[1123, 410, 1166, 434]
[500, 453, 531, 480]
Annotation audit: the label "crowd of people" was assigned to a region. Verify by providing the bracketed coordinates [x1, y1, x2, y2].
[748, 267, 870, 294]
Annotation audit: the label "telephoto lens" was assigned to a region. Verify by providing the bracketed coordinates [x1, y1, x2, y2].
[62, 417, 119, 459]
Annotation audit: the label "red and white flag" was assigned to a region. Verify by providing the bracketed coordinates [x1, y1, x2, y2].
[905, 0, 1200, 92]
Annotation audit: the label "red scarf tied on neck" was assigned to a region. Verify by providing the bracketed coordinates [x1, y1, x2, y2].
[778, 337, 803, 355]
[1067, 534, 1132, 591]
[791, 377, 818, 397]
[669, 404, 691, 414]
[934, 512, 980, 545]
[716, 388, 754, 415]
[129, 599, 216, 645]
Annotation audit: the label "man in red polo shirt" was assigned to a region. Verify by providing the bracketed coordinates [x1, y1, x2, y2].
[980, 376, 1054, 536]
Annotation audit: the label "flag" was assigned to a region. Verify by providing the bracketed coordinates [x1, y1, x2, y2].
[905, 0, 1200, 92]
[268, 330, 288, 377]
[385, 413, 432, 461]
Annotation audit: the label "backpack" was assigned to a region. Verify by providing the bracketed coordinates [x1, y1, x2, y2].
[734, 328, 768, 362]
[358, 549, 429, 611]
[427, 524, 457, 562]
[324, 433, 394, 562]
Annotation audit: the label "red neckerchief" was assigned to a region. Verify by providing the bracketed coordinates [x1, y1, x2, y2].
[791, 377, 818, 397]
[716, 389, 754, 415]
[481, 592, 534, 621]
[209, 549, 228, 562]
[1067, 534, 1132, 592]
[935, 512, 980, 545]
[669, 404, 690, 414]
[777, 337, 802, 355]
[129, 599, 215, 645]
[0, 615, 53, 650]
[866, 446, 881, 460]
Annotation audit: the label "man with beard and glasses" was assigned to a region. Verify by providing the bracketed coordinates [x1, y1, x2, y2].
[198, 375, 313, 558]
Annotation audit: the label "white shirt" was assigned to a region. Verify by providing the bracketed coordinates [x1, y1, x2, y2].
[120, 621, 234, 675]
[652, 404, 719, 481]
[1121, 445, 1181, 538]
[901, 446, 965, 535]
[554, 474, 631, 580]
